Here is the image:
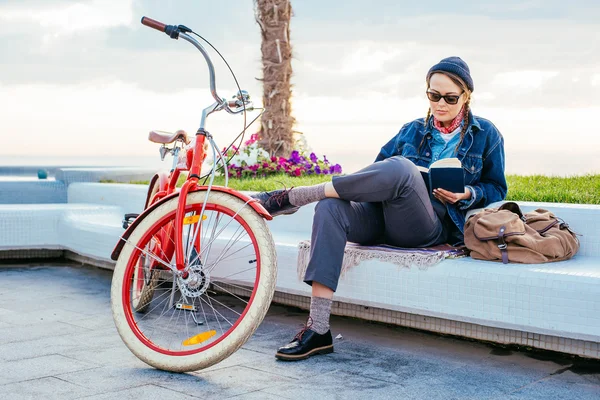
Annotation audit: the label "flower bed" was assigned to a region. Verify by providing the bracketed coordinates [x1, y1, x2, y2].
[222, 133, 343, 179]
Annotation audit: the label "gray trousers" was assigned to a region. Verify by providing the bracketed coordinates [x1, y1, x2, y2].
[304, 156, 447, 291]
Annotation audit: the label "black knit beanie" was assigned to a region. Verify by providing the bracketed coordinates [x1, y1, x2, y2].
[427, 56, 474, 92]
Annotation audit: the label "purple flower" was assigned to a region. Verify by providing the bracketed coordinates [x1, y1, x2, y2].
[310, 152, 318, 163]
[314, 165, 321, 174]
[323, 155, 329, 164]
[290, 150, 302, 164]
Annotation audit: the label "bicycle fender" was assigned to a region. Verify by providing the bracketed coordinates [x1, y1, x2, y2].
[110, 186, 272, 261]
[144, 172, 169, 209]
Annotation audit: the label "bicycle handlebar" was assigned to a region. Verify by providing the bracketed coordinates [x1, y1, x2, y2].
[141, 16, 166, 33]
[140, 16, 251, 128]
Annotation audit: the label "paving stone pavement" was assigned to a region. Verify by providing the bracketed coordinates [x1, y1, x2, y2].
[0, 263, 599, 400]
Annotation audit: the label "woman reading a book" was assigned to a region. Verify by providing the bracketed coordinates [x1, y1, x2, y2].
[253, 57, 507, 361]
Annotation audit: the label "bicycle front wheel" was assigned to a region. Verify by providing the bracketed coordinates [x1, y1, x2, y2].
[111, 191, 277, 372]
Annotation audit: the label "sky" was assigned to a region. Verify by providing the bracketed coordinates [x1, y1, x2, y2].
[1, 0, 600, 175]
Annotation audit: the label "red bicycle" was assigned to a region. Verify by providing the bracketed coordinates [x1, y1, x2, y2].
[110, 17, 277, 372]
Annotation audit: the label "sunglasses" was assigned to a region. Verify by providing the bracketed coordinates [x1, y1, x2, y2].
[426, 91, 464, 105]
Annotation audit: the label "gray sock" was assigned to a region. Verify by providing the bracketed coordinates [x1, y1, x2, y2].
[309, 296, 332, 334]
[288, 183, 327, 207]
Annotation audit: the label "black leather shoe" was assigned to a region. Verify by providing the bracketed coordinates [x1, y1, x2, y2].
[251, 188, 300, 217]
[275, 326, 333, 361]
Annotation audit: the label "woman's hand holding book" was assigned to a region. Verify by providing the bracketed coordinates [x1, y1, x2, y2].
[433, 187, 471, 205]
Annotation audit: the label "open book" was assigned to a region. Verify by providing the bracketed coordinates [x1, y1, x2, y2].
[416, 158, 465, 194]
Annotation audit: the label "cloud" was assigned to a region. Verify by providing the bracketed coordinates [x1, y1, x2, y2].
[0, 0, 133, 36]
[290, 13, 600, 107]
[490, 70, 560, 89]
[339, 43, 403, 75]
[0, 81, 256, 157]
[2, 1, 599, 107]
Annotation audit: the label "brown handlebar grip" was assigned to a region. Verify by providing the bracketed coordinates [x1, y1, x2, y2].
[141, 16, 166, 32]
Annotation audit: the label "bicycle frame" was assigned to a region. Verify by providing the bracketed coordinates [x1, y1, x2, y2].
[131, 132, 269, 274]
[112, 19, 272, 271]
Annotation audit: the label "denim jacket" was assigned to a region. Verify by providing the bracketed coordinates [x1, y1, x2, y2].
[375, 111, 507, 237]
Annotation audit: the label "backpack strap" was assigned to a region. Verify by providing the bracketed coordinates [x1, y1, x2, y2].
[498, 225, 509, 264]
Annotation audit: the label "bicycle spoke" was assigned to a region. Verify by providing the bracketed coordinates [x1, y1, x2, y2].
[204, 294, 225, 336]
[204, 241, 253, 275]
[199, 216, 220, 269]
[189, 211, 222, 268]
[200, 295, 233, 331]
[216, 266, 257, 280]
[210, 282, 249, 304]
[206, 224, 246, 267]
[197, 291, 212, 332]
[137, 287, 179, 321]
[121, 237, 174, 272]
[188, 204, 249, 267]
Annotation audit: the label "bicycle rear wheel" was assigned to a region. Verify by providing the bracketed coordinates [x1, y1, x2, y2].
[111, 191, 277, 372]
[132, 179, 162, 313]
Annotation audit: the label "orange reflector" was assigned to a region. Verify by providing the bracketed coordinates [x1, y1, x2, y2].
[183, 214, 207, 225]
[182, 330, 216, 346]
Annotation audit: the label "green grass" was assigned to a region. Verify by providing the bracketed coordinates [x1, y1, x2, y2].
[105, 173, 600, 205]
[505, 174, 600, 204]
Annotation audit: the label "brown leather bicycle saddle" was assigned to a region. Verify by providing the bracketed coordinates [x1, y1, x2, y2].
[148, 130, 190, 144]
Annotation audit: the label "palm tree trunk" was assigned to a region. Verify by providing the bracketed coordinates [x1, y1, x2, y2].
[254, 0, 295, 157]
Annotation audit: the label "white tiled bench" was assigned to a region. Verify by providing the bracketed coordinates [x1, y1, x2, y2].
[0, 183, 146, 262]
[267, 201, 600, 359]
[1, 182, 599, 359]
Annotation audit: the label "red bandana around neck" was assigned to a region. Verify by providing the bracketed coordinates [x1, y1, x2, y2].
[433, 107, 465, 134]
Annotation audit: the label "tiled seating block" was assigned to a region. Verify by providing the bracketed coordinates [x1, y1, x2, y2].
[0, 183, 146, 260]
[0, 204, 67, 249]
[67, 182, 147, 212]
[0, 204, 123, 261]
[0, 180, 67, 204]
[59, 205, 125, 260]
[331, 255, 600, 342]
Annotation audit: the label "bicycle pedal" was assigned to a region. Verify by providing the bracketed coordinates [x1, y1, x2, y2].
[175, 303, 198, 312]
